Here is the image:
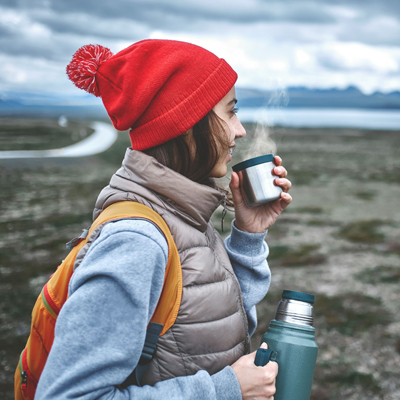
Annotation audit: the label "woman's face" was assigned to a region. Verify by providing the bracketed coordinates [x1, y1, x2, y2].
[209, 86, 246, 178]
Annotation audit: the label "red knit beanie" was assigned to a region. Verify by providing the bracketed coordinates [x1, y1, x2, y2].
[66, 39, 237, 150]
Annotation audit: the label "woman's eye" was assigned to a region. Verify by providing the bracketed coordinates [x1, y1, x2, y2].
[231, 107, 239, 115]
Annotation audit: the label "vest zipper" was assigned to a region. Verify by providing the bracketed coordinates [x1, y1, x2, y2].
[218, 193, 249, 352]
[221, 195, 227, 233]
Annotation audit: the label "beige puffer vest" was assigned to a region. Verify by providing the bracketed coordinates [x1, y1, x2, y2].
[93, 149, 250, 385]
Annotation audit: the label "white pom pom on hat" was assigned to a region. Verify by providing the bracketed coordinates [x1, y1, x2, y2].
[66, 44, 113, 97]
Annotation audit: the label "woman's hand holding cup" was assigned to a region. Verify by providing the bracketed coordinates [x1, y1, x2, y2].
[230, 155, 292, 233]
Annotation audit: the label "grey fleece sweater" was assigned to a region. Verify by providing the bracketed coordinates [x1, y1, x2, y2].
[35, 219, 270, 400]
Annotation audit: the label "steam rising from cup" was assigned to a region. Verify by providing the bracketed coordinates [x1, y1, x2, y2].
[230, 88, 289, 206]
[239, 87, 288, 160]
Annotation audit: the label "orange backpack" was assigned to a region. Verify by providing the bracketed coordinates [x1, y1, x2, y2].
[14, 201, 182, 400]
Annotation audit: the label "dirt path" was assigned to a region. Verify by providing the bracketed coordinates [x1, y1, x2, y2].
[0, 121, 116, 158]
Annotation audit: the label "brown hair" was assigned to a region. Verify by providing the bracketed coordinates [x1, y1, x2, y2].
[144, 109, 231, 185]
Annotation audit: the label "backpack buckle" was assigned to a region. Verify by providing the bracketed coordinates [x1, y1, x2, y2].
[66, 226, 91, 250]
[21, 371, 28, 395]
[139, 322, 163, 365]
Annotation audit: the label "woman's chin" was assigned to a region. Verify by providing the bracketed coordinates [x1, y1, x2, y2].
[209, 165, 228, 179]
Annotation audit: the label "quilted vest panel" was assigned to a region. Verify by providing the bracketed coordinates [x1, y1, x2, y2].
[93, 149, 250, 385]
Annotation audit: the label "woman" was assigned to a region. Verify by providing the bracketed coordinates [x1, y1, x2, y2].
[35, 39, 292, 399]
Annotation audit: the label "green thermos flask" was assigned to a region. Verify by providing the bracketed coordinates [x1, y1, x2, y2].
[255, 290, 318, 400]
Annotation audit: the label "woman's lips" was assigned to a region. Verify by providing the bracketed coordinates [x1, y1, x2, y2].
[227, 146, 234, 162]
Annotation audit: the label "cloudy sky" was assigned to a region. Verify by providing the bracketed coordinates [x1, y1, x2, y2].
[1, 0, 400, 101]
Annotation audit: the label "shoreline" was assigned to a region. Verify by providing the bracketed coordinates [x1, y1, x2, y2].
[239, 107, 400, 131]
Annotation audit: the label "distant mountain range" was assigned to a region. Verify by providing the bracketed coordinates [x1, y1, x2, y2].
[1, 86, 400, 119]
[237, 86, 400, 109]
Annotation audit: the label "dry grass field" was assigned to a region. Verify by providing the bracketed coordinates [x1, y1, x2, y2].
[1, 118, 399, 399]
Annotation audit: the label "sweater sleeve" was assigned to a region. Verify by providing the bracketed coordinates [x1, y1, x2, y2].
[35, 219, 242, 400]
[224, 220, 271, 337]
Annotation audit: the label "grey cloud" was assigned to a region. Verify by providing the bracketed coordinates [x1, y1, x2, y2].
[46, 0, 400, 26]
[7, 0, 338, 29]
[260, 0, 400, 19]
[1, 0, 400, 61]
[0, 0, 338, 53]
[13, 0, 400, 48]
[315, 48, 400, 73]
[335, 20, 400, 47]
[1, 0, 400, 96]
[5, 0, 400, 25]
[0, 0, 18, 6]
[33, 12, 149, 41]
[49, 0, 337, 25]
[0, 30, 91, 63]
[1, 0, 399, 44]
[0, 23, 14, 38]
[317, 52, 352, 71]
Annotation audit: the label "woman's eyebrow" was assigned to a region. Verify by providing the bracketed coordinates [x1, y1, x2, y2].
[227, 98, 238, 106]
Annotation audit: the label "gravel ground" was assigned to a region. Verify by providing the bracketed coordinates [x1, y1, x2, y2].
[1, 118, 399, 399]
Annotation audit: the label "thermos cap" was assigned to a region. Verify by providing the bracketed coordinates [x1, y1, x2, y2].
[232, 153, 275, 173]
[282, 290, 314, 304]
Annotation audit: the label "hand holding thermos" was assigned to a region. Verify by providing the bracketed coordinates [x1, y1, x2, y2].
[232, 342, 278, 400]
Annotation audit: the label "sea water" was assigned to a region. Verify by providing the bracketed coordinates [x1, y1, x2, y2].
[239, 107, 400, 131]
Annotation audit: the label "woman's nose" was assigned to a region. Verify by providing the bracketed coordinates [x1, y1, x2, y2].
[234, 118, 246, 139]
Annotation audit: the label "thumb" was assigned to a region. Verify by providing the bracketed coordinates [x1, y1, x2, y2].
[250, 342, 268, 358]
[229, 171, 245, 206]
[248, 342, 267, 358]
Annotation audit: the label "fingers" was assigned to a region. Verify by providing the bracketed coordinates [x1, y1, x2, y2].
[263, 361, 278, 383]
[263, 362, 278, 398]
[274, 155, 282, 166]
[279, 192, 293, 209]
[273, 166, 287, 178]
[232, 344, 278, 400]
[248, 344, 265, 360]
[270, 192, 292, 213]
[272, 159, 292, 202]
[274, 178, 292, 193]
[258, 342, 278, 386]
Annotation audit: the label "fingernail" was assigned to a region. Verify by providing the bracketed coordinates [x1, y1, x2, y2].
[260, 342, 268, 349]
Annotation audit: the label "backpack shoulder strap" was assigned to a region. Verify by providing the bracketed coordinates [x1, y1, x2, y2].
[99, 202, 182, 387]
[95, 201, 182, 335]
